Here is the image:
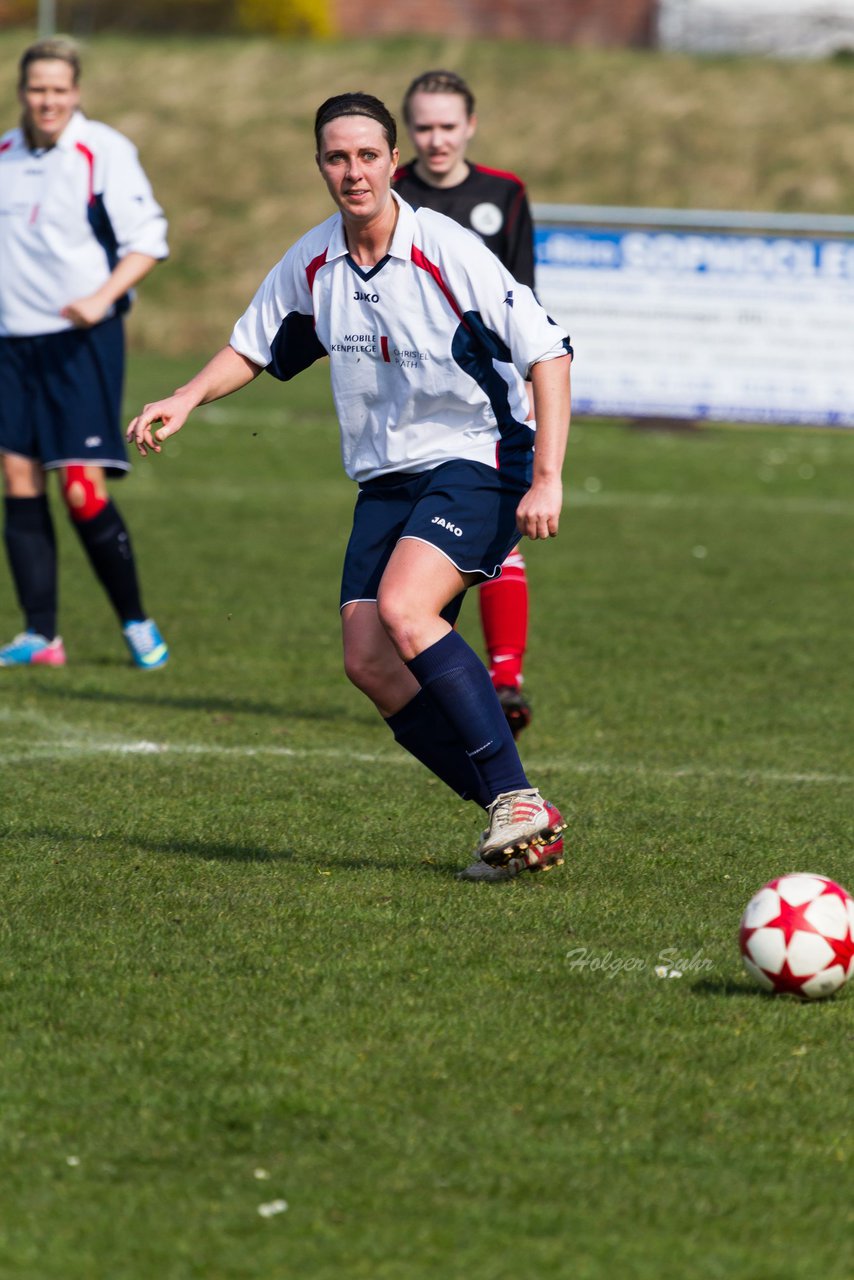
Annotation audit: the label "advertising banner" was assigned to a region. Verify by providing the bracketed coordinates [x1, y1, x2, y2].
[534, 220, 854, 427]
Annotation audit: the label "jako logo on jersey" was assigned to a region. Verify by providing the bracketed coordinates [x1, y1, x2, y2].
[354, 290, 380, 303]
[431, 516, 463, 537]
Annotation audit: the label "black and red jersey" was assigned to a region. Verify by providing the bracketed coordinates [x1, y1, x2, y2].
[394, 161, 535, 288]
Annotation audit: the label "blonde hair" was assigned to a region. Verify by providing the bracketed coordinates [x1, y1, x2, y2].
[19, 36, 82, 89]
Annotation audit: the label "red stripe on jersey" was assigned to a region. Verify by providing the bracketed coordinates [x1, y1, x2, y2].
[381, 336, 390, 362]
[0, 139, 12, 153]
[505, 186, 526, 239]
[74, 142, 96, 203]
[469, 162, 526, 191]
[410, 245, 470, 330]
[305, 249, 328, 294]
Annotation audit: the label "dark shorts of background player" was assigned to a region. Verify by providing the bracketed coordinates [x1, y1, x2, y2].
[340, 458, 528, 625]
[0, 315, 129, 478]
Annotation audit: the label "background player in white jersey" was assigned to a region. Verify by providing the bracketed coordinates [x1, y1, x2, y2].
[127, 93, 572, 882]
[0, 38, 169, 669]
[394, 70, 537, 739]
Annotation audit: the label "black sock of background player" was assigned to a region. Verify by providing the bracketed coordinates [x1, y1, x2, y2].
[72, 499, 146, 624]
[4, 495, 58, 639]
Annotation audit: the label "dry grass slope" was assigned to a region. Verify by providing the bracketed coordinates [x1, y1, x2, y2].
[1, 30, 853, 350]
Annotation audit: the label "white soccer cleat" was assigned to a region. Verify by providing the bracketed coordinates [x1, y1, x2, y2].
[476, 788, 564, 867]
[459, 801, 566, 881]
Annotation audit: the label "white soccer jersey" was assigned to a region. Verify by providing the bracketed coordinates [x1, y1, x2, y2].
[230, 191, 571, 483]
[0, 111, 168, 337]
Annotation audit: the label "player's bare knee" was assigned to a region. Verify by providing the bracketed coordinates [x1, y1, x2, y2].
[342, 647, 364, 690]
[376, 592, 420, 654]
[2, 453, 45, 497]
[342, 646, 382, 699]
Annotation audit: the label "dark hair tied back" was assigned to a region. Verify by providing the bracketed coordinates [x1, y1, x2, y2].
[401, 70, 475, 123]
[314, 93, 397, 152]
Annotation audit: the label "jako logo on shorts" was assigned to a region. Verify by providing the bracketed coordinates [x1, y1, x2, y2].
[432, 516, 463, 537]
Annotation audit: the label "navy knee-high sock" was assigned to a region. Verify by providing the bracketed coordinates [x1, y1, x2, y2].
[406, 630, 530, 803]
[4, 495, 58, 639]
[386, 689, 491, 808]
[72, 499, 145, 624]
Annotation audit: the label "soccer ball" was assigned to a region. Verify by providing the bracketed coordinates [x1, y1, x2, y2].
[739, 873, 854, 999]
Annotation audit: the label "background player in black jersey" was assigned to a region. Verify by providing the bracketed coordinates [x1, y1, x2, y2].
[394, 70, 537, 739]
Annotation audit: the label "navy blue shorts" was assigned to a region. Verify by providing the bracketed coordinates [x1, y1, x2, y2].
[340, 459, 528, 618]
[0, 316, 128, 477]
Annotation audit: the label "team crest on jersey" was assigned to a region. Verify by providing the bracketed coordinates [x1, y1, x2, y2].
[470, 202, 503, 236]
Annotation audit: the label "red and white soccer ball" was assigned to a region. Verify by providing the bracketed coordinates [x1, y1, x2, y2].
[739, 874, 854, 999]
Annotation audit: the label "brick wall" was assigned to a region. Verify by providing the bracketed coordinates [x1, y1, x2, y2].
[332, 0, 658, 46]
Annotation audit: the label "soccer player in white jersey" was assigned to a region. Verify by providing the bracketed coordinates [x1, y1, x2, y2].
[0, 38, 169, 669]
[395, 70, 537, 741]
[127, 93, 572, 881]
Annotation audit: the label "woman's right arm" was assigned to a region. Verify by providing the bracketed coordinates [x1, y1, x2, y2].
[126, 345, 263, 456]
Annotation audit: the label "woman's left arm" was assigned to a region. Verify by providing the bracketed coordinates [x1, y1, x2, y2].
[515, 353, 572, 540]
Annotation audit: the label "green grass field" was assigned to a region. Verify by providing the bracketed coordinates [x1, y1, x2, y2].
[1, 355, 852, 1278]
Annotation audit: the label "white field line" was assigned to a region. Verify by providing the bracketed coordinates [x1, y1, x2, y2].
[566, 489, 854, 518]
[131, 467, 854, 521]
[1, 732, 852, 787]
[188, 409, 854, 518]
[197, 407, 303, 428]
[127, 479, 854, 519]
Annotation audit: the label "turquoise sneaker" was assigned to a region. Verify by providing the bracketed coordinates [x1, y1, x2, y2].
[122, 618, 169, 670]
[0, 631, 66, 667]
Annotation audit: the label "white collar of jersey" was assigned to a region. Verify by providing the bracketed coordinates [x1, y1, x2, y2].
[329, 189, 416, 263]
[387, 190, 416, 259]
[52, 110, 88, 152]
[14, 109, 87, 156]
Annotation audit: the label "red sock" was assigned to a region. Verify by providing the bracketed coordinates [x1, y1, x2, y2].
[479, 548, 528, 690]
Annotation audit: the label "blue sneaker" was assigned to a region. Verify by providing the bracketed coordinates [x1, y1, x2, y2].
[0, 630, 66, 667]
[122, 618, 169, 670]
